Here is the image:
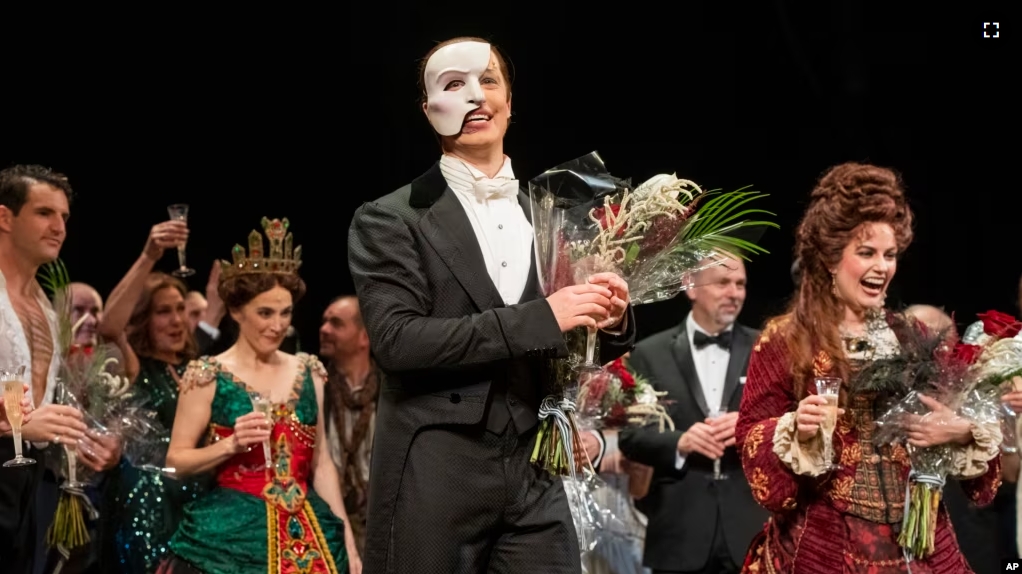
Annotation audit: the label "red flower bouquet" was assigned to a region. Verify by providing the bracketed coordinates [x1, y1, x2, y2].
[527, 151, 777, 480]
[576, 358, 673, 431]
[865, 309, 1019, 560]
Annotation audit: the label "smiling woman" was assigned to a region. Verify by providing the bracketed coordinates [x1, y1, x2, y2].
[733, 163, 1001, 573]
[158, 217, 359, 574]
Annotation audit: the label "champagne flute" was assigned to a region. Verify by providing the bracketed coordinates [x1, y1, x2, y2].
[708, 405, 728, 480]
[167, 204, 195, 277]
[815, 377, 842, 472]
[247, 391, 273, 468]
[54, 381, 85, 487]
[2, 366, 36, 467]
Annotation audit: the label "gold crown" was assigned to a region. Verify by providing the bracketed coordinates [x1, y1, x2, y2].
[220, 217, 302, 279]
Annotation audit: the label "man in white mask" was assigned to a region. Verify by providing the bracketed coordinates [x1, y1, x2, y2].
[348, 37, 636, 574]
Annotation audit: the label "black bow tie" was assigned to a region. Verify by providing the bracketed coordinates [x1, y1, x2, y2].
[694, 330, 732, 350]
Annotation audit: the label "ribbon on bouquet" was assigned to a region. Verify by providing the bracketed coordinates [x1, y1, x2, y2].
[900, 470, 946, 572]
[537, 394, 593, 551]
[47, 484, 100, 574]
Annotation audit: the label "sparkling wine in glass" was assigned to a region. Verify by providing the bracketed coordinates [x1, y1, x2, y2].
[2, 366, 36, 467]
[708, 405, 728, 480]
[815, 377, 842, 471]
[248, 392, 273, 468]
[167, 204, 195, 277]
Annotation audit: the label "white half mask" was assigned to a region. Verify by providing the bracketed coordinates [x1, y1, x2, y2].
[423, 41, 492, 136]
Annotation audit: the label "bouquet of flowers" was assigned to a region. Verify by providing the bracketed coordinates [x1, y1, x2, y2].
[37, 261, 170, 556]
[528, 151, 777, 478]
[857, 310, 1013, 560]
[576, 357, 674, 432]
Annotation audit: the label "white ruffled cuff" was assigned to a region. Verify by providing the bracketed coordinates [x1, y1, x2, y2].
[771, 411, 828, 477]
[951, 421, 1002, 480]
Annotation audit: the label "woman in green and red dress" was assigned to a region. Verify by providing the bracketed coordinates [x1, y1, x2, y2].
[157, 218, 360, 574]
[735, 163, 1001, 573]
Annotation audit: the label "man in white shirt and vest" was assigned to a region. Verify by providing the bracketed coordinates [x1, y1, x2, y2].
[348, 36, 636, 574]
[620, 257, 768, 574]
[0, 165, 89, 573]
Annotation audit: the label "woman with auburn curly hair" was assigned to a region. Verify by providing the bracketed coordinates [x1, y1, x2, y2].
[735, 163, 1002, 573]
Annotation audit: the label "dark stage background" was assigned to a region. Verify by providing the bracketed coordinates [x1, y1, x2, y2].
[0, 3, 1013, 353]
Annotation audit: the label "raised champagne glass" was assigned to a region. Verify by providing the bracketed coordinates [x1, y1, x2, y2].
[248, 391, 273, 468]
[167, 204, 195, 277]
[815, 377, 842, 472]
[708, 405, 728, 480]
[2, 366, 36, 467]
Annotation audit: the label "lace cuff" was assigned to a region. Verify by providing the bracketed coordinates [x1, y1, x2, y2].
[771, 411, 828, 477]
[951, 421, 1002, 479]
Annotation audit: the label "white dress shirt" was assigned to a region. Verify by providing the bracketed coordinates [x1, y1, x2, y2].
[439, 155, 533, 306]
[676, 312, 734, 469]
[0, 268, 62, 448]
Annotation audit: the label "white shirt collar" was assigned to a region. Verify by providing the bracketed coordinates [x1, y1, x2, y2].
[439, 154, 516, 200]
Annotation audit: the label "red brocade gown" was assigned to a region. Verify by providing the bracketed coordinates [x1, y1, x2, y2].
[159, 353, 348, 574]
[735, 318, 1001, 574]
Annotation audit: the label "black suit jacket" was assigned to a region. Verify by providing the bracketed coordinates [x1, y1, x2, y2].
[619, 321, 767, 572]
[348, 162, 636, 569]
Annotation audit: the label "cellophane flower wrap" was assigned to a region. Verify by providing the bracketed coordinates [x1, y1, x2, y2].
[858, 310, 1013, 560]
[38, 261, 172, 556]
[528, 152, 777, 561]
[576, 357, 674, 432]
[528, 151, 777, 477]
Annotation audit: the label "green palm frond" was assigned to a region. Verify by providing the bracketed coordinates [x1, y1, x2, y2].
[677, 189, 779, 261]
[37, 259, 74, 356]
[38, 259, 71, 296]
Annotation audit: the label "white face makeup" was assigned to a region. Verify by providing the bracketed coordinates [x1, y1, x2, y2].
[423, 41, 492, 136]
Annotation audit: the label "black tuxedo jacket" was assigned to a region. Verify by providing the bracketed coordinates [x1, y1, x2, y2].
[348, 161, 635, 569]
[619, 321, 768, 572]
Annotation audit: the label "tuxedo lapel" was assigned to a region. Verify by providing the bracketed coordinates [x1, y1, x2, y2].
[418, 185, 505, 312]
[722, 326, 752, 408]
[517, 191, 541, 303]
[517, 191, 533, 224]
[671, 326, 709, 416]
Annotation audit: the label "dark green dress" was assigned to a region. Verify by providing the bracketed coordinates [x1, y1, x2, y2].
[101, 357, 213, 573]
[164, 353, 348, 574]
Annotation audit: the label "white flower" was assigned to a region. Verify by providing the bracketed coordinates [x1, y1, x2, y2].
[633, 173, 681, 200]
[97, 362, 132, 398]
[635, 383, 658, 406]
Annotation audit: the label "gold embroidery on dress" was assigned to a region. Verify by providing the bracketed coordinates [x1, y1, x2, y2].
[828, 393, 906, 523]
[812, 350, 833, 377]
[746, 423, 765, 459]
[890, 444, 909, 465]
[831, 476, 854, 498]
[749, 467, 770, 503]
[754, 316, 790, 351]
[781, 497, 797, 510]
[845, 553, 906, 567]
[180, 359, 217, 393]
[303, 353, 328, 381]
[840, 441, 863, 466]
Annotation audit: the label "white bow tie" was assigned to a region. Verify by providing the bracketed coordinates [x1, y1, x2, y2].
[472, 179, 520, 202]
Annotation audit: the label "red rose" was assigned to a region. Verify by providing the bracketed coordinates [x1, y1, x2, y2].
[606, 358, 636, 390]
[952, 343, 983, 365]
[592, 205, 627, 238]
[618, 368, 636, 390]
[978, 310, 1022, 339]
